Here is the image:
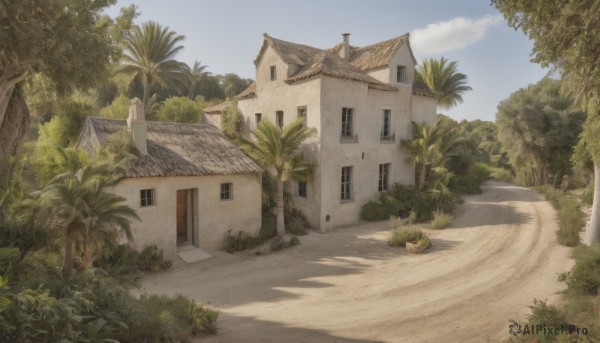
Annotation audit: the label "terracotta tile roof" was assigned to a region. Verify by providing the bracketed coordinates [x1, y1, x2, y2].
[233, 83, 256, 100]
[76, 117, 262, 177]
[285, 51, 397, 91]
[203, 101, 232, 114]
[412, 80, 438, 98]
[254, 33, 419, 91]
[349, 34, 416, 70]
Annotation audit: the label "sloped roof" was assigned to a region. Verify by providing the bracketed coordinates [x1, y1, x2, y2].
[234, 82, 257, 100]
[412, 80, 438, 98]
[76, 117, 262, 178]
[286, 51, 397, 91]
[254, 33, 321, 66]
[203, 101, 232, 114]
[253, 33, 432, 94]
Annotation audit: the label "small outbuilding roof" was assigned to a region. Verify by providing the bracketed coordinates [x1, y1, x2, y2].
[203, 101, 232, 114]
[76, 117, 262, 178]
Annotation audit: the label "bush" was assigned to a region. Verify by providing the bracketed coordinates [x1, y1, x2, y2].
[224, 230, 259, 253]
[451, 162, 491, 194]
[559, 244, 600, 296]
[285, 208, 310, 235]
[431, 211, 453, 229]
[538, 185, 584, 247]
[388, 226, 426, 247]
[360, 184, 439, 222]
[582, 181, 594, 206]
[95, 243, 172, 274]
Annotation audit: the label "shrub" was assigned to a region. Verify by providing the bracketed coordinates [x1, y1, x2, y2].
[290, 236, 301, 246]
[360, 199, 390, 221]
[451, 162, 491, 194]
[285, 208, 310, 235]
[138, 245, 173, 271]
[224, 230, 258, 253]
[538, 185, 584, 247]
[360, 184, 439, 222]
[582, 181, 594, 206]
[388, 226, 426, 247]
[559, 244, 600, 296]
[95, 243, 172, 274]
[431, 211, 453, 229]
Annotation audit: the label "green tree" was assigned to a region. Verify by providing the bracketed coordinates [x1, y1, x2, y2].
[186, 60, 209, 99]
[493, 0, 600, 243]
[237, 119, 315, 237]
[217, 73, 253, 99]
[118, 21, 188, 112]
[496, 77, 584, 186]
[37, 148, 137, 280]
[100, 94, 130, 119]
[221, 101, 244, 139]
[416, 57, 473, 110]
[0, 0, 135, 161]
[401, 121, 445, 191]
[157, 96, 203, 123]
[196, 74, 226, 100]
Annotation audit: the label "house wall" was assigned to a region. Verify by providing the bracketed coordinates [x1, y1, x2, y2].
[205, 113, 221, 128]
[411, 95, 438, 124]
[111, 173, 262, 259]
[317, 76, 417, 230]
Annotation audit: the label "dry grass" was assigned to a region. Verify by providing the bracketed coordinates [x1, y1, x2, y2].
[431, 210, 453, 229]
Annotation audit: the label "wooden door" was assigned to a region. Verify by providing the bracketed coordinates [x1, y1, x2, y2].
[176, 190, 187, 242]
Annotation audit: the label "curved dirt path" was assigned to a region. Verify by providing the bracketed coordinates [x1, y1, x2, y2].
[143, 181, 573, 342]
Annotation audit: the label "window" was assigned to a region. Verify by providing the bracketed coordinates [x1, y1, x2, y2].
[220, 183, 232, 200]
[255, 113, 262, 126]
[297, 181, 307, 198]
[140, 189, 155, 207]
[297, 106, 307, 128]
[341, 107, 355, 140]
[396, 65, 407, 83]
[270, 66, 277, 81]
[341, 166, 353, 201]
[276, 111, 284, 129]
[379, 163, 390, 191]
[380, 109, 394, 141]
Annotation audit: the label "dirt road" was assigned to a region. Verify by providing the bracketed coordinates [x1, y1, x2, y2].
[143, 181, 573, 342]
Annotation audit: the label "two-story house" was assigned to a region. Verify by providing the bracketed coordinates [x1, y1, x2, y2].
[207, 33, 437, 232]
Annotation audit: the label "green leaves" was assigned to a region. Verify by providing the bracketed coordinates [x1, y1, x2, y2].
[416, 57, 472, 110]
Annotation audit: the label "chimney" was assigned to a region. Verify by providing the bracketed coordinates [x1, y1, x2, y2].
[340, 33, 351, 60]
[127, 98, 148, 155]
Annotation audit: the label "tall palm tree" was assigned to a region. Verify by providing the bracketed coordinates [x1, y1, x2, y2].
[38, 148, 138, 280]
[187, 60, 209, 99]
[416, 57, 473, 110]
[401, 121, 443, 191]
[237, 119, 316, 237]
[119, 21, 188, 111]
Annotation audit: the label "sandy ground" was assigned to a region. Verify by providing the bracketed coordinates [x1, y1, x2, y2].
[142, 181, 574, 343]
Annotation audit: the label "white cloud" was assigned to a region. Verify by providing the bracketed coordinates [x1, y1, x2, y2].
[410, 15, 503, 56]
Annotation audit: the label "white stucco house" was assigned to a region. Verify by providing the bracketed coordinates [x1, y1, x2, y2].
[204, 33, 437, 232]
[76, 102, 263, 259]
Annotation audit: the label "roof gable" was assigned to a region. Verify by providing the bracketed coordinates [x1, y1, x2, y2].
[350, 33, 416, 71]
[77, 117, 262, 178]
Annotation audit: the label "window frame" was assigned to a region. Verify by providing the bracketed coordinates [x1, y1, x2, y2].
[380, 109, 395, 142]
[220, 183, 233, 201]
[270, 65, 277, 81]
[340, 107, 357, 142]
[140, 189, 155, 207]
[396, 65, 407, 83]
[340, 166, 353, 202]
[297, 106, 307, 128]
[255, 113, 262, 126]
[297, 181, 307, 198]
[378, 163, 390, 192]
[276, 110, 284, 129]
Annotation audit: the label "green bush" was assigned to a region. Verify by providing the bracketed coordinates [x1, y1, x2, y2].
[95, 243, 172, 274]
[582, 181, 594, 206]
[388, 226, 426, 247]
[224, 230, 259, 253]
[538, 185, 583, 247]
[360, 184, 440, 222]
[559, 244, 600, 296]
[451, 162, 491, 194]
[285, 208, 310, 235]
[431, 211, 453, 229]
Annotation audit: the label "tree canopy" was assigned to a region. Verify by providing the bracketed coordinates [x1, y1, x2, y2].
[416, 57, 472, 110]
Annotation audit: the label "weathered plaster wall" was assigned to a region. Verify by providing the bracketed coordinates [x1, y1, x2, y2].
[111, 173, 262, 258]
[411, 95, 438, 124]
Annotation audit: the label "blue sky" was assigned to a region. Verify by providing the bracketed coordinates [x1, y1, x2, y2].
[105, 0, 548, 122]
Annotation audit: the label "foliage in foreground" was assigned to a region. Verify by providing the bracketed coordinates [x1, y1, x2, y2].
[537, 185, 584, 247]
[388, 217, 427, 248]
[431, 211, 453, 230]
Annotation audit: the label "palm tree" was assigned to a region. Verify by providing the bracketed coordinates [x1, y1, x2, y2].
[119, 21, 188, 111]
[38, 148, 138, 280]
[237, 119, 316, 237]
[401, 121, 444, 191]
[416, 57, 473, 110]
[187, 60, 209, 99]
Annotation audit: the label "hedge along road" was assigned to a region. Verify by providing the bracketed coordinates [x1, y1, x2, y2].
[142, 181, 573, 343]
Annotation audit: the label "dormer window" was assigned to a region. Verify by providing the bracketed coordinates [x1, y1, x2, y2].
[270, 66, 277, 81]
[396, 65, 407, 83]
